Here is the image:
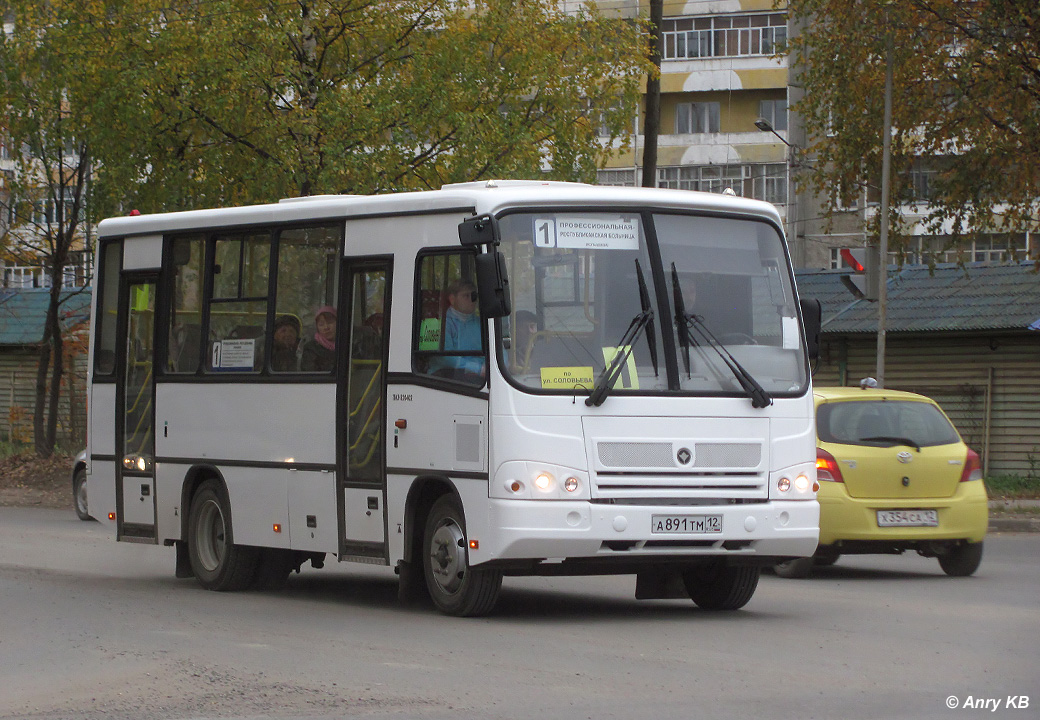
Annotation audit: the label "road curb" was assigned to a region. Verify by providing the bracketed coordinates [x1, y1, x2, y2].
[988, 516, 1040, 533]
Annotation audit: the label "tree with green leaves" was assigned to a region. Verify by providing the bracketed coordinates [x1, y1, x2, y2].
[89, 0, 649, 213]
[788, 0, 1039, 261]
[0, 1, 102, 456]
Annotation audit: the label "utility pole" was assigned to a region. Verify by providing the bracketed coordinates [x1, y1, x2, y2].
[641, 0, 663, 188]
[877, 33, 893, 388]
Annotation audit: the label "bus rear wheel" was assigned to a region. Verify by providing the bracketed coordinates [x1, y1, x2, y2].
[187, 479, 259, 591]
[683, 561, 760, 610]
[422, 495, 502, 617]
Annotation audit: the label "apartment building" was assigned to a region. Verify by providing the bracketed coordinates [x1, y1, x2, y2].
[597, 1, 1037, 271]
[597, 1, 795, 244]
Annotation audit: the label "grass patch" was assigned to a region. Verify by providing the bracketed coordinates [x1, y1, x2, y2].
[0, 441, 32, 460]
[986, 474, 1040, 499]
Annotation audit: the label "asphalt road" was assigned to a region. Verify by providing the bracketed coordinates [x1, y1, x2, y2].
[1, 507, 1037, 720]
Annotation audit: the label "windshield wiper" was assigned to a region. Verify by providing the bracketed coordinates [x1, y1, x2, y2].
[586, 260, 657, 407]
[861, 436, 922, 451]
[670, 263, 772, 409]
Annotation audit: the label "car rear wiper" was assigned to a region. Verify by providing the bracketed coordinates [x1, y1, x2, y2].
[586, 260, 657, 408]
[670, 263, 772, 409]
[861, 436, 922, 451]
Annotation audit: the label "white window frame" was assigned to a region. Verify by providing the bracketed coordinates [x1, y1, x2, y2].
[675, 102, 720, 134]
[663, 13, 787, 61]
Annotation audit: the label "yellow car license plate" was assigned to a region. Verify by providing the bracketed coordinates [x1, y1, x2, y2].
[876, 509, 938, 527]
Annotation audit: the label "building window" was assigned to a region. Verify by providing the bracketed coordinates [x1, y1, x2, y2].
[596, 168, 636, 187]
[675, 102, 720, 134]
[658, 163, 787, 205]
[758, 99, 787, 132]
[663, 13, 787, 60]
[885, 234, 1030, 266]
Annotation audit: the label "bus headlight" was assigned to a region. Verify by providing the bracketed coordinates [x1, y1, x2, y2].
[534, 472, 553, 492]
[493, 462, 590, 500]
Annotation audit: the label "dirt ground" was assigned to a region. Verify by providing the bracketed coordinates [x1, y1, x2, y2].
[0, 452, 74, 510]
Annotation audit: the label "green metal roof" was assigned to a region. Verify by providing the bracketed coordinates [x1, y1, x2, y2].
[0, 288, 93, 346]
[796, 262, 1040, 334]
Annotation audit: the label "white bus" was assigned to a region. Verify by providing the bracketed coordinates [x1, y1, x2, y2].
[87, 181, 821, 616]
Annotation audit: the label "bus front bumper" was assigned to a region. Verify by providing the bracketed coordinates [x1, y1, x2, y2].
[477, 498, 819, 567]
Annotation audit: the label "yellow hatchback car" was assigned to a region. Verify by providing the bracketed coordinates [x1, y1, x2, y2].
[775, 384, 988, 578]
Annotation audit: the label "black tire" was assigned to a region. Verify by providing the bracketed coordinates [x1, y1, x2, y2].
[422, 495, 502, 617]
[252, 548, 296, 591]
[73, 468, 93, 521]
[938, 541, 983, 577]
[187, 479, 259, 591]
[682, 562, 760, 610]
[814, 549, 841, 567]
[773, 557, 814, 579]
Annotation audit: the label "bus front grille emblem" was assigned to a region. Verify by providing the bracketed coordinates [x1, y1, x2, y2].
[676, 448, 692, 466]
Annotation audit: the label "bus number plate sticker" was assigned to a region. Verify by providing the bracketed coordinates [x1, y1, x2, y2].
[876, 509, 938, 527]
[651, 515, 723, 534]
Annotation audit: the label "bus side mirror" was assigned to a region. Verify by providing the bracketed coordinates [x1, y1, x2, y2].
[459, 214, 499, 247]
[476, 251, 510, 319]
[799, 296, 821, 361]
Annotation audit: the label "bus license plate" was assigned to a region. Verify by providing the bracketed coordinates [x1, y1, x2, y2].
[651, 515, 723, 534]
[876, 509, 938, 527]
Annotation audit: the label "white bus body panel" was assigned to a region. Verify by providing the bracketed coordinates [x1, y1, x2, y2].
[154, 383, 338, 551]
[155, 384, 336, 464]
[122, 234, 163, 270]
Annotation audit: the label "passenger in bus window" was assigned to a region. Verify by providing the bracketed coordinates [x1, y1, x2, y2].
[271, 314, 301, 372]
[437, 279, 485, 380]
[301, 306, 337, 371]
[426, 279, 482, 380]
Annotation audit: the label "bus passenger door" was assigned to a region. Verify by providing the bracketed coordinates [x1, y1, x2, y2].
[339, 259, 391, 561]
[116, 276, 158, 542]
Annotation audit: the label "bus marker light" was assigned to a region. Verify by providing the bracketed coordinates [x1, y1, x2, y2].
[273, 524, 282, 533]
[469, 540, 479, 549]
[813, 481, 820, 492]
[777, 477, 791, 492]
[108, 512, 115, 521]
[564, 477, 579, 493]
[510, 481, 522, 493]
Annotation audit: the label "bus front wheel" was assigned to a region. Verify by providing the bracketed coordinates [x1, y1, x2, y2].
[683, 561, 760, 610]
[187, 479, 259, 591]
[422, 495, 502, 617]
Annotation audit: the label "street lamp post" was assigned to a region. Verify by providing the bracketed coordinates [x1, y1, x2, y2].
[754, 118, 798, 263]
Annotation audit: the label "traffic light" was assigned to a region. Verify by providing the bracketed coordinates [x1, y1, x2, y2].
[840, 247, 879, 301]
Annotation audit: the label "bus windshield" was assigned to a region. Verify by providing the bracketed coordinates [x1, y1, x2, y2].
[497, 210, 807, 398]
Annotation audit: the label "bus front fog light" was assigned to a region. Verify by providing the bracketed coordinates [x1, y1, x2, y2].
[794, 474, 810, 492]
[534, 473, 553, 491]
[564, 476, 579, 493]
[777, 476, 791, 492]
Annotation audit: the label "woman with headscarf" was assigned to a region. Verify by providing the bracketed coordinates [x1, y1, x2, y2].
[301, 305, 337, 372]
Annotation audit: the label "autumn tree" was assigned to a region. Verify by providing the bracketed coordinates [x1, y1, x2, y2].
[0, 2, 101, 455]
[788, 0, 1039, 260]
[89, 0, 649, 212]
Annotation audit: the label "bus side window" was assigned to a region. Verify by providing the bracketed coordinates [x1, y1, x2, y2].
[206, 232, 270, 373]
[412, 251, 484, 384]
[274, 224, 341, 374]
[166, 235, 204, 374]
